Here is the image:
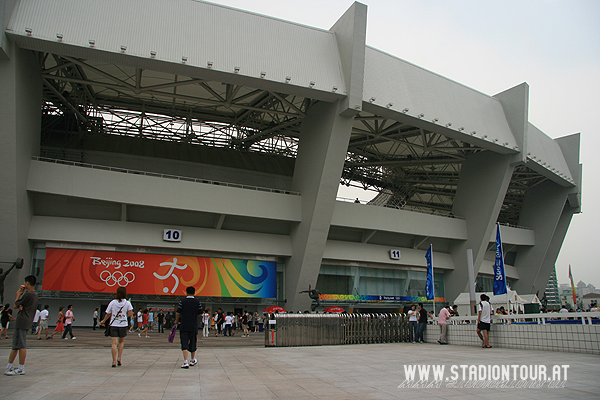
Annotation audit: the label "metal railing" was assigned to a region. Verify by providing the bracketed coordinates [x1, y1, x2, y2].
[336, 196, 467, 220]
[264, 313, 409, 347]
[446, 311, 600, 325]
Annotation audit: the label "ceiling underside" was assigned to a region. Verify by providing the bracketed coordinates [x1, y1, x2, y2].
[38, 52, 548, 225]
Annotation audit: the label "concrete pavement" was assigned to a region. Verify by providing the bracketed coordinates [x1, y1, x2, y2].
[1, 328, 599, 399]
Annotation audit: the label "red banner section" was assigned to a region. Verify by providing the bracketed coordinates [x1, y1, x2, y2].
[42, 248, 277, 298]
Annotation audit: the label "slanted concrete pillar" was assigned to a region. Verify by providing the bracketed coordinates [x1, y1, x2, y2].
[446, 151, 514, 302]
[494, 83, 529, 163]
[329, 1, 367, 117]
[523, 204, 578, 297]
[512, 181, 572, 294]
[286, 100, 355, 311]
[0, 46, 41, 288]
[284, 2, 366, 312]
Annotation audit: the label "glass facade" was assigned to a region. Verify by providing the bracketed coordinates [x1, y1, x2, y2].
[476, 275, 514, 293]
[31, 248, 46, 292]
[316, 264, 445, 300]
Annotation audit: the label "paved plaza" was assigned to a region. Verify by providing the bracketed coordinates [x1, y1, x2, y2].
[0, 328, 599, 400]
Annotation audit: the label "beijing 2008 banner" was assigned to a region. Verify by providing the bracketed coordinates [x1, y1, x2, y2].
[42, 248, 277, 298]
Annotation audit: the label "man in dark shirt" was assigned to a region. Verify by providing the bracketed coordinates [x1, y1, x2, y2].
[174, 286, 202, 369]
[416, 303, 432, 343]
[4, 275, 38, 376]
[157, 310, 165, 333]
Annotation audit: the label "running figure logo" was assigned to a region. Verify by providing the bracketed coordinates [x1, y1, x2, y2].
[153, 258, 189, 294]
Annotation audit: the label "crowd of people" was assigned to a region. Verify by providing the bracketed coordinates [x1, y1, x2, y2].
[1, 302, 77, 342]
[208, 309, 264, 337]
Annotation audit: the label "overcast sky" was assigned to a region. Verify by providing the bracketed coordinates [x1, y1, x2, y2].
[209, 0, 600, 288]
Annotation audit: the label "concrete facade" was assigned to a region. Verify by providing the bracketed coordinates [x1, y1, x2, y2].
[0, 0, 582, 313]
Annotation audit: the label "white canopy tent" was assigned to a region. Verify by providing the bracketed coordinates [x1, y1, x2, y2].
[452, 291, 539, 316]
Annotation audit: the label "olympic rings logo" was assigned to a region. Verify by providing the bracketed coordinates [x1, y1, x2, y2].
[100, 270, 135, 287]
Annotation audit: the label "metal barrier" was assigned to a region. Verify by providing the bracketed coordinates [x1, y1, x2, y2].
[264, 313, 408, 347]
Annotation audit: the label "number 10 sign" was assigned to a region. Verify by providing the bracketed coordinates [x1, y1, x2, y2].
[163, 229, 182, 242]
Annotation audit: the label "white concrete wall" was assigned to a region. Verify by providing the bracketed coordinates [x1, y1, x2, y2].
[29, 216, 292, 257]
[27, 160, 301, 222]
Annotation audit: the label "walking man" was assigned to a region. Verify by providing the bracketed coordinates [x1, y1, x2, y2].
[4, 275, 38, 375]
[477, 294, 493, 348]
[93, 308, 99, 330]
[62, 305, 76, 340]
[174, 286, 202, 369]
[37, 305, 50, 340]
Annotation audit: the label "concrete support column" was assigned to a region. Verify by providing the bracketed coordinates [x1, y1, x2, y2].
[512, 181, 572, 294]
[494, 83, 529, 163]
[446, 151, 514, 302]
[285, 100, 355, 311]
[0, 46, 41, 288]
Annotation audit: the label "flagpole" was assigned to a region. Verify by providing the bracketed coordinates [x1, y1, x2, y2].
[569, 265, 577, 309]
[499, 224, 509, 315]
[432, 245, 436, 317]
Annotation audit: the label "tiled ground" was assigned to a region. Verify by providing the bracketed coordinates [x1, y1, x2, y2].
[1, 330, 599, 400]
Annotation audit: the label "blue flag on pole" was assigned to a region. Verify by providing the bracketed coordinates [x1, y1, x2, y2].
[493, 223, 507, 295]
[425, 245, 434, 300]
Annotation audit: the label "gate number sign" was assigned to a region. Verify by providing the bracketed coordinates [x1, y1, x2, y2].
[163, 229, 182, 242]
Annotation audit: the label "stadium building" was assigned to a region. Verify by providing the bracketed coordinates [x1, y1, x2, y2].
[0, 0, 581, 318]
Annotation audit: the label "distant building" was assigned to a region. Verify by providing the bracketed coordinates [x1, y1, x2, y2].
[581, 293, 600, 310]
[543, 267, 560, 310]
[560, 288, 575, 310]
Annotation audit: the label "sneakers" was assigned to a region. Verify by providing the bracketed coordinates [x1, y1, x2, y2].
[5, 368, 25, 376]
[189, 359, 197, 367]
[181, 363, 189, 369]
[72, 337, 76, 340]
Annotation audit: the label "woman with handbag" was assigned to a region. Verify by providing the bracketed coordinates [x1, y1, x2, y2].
[100, 287, 133, 367]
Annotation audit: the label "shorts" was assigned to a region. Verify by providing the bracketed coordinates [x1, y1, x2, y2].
[1, 321, 8, 329]
[40, 319, 49, 330]
[109, 327, 128, 338]
[477, 322, 491, 331]
[242, 324, 248, 330]
[12, 328, 27, 350]
[180, 330, 198, 353]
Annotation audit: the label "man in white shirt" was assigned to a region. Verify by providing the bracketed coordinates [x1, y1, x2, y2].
[37, 305, 50, 340]
[31, 309, 41, 335]
[477, 294, 492, 348]
[202, 310, 211, 338]
[224, 312, 233, 336]
[407, 305, 418, 343]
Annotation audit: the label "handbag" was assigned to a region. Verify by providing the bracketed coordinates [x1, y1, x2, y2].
[168, 325, 177, 343]
[104, 304, 125, 337]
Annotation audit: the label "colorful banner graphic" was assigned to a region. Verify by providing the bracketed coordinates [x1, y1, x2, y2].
[319, 294, 445, 302]
[493, 222, 508, 296]
[43, 248, 276, 298]
[569, 265, 577, 305]
[425, 245, 434, 301]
